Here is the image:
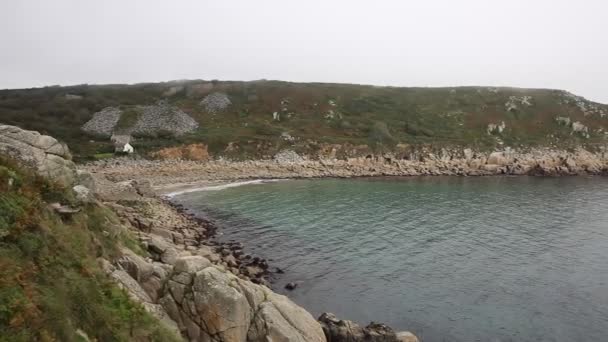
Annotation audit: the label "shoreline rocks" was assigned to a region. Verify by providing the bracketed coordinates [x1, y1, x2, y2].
[1, 124, 424, 342]
[83, 147, 608, 189]
[319, 313, 418, 342]
[92, 172, 418, 341]
[94, 178, 326, 341]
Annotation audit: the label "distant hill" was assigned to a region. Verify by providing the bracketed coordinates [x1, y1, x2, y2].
[1, 80, 607, 160]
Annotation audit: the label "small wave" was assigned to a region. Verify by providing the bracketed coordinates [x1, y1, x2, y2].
[165, 179, 285, 198]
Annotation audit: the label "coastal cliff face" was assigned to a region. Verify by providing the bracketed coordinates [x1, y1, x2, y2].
[0, 124, 418, 341]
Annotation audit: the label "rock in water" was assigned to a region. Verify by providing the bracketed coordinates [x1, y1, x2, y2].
[318, 312, 419, 342]
[0, 124, 77, 186]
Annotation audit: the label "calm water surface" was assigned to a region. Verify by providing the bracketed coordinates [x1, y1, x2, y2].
[174, 177, 608, 342]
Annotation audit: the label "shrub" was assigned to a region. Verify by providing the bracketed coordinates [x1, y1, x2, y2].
[369, 121, 396, 146]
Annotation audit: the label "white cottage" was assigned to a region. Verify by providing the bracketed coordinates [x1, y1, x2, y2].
[111, 134, 134, 154]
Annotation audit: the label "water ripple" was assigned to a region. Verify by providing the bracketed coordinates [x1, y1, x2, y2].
[176, 176, 608, 342]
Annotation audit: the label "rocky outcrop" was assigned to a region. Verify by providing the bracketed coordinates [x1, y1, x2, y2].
[200, 92, 231, 114]
[96, 191, 326, 341]
[318, 313, 418, 342]
[83, 147, 608, 188]
[85, 176, 332, 341]
[81, 102, 199, 138]
[82, 107, 122, 137]
[131, 101, 199, 136]
[159, 257, 325, 341]
[274, 149, 305, 164]
[0, 124, 77, 186]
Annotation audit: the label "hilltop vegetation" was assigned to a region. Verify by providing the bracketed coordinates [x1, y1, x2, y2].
[1, 80, 607, 160]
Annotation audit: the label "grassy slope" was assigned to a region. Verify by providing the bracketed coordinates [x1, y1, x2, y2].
[0, 159, 180, 342]
[1, 80, 607, 160]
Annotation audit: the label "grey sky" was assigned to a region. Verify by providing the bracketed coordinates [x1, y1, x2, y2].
[1, 0, 607, 103]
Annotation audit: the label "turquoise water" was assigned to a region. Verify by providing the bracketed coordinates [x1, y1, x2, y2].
[175, 177, 608, 342]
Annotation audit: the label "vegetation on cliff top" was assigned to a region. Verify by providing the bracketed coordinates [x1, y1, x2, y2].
[0, 158, 179, 341]
[1, 80, 607, 160]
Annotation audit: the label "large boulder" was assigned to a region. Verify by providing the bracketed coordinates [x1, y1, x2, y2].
[318, 313, 418, 342]
[486, 151, 508, 166]
[0, 124, 77, 186]
[159, 257, 326, 342]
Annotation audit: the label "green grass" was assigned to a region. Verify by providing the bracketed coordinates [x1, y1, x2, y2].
[94, 153, 115, 160]
[1, 80, 607, 159]
[115, 107, 141, 133]
[0, 159, 180, 341]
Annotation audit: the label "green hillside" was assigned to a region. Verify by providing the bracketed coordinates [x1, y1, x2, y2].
[1, 80, 607, 160]
[0, 158, 179, 341]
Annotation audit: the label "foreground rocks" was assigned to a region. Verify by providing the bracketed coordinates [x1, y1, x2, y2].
[91, 172, 328, 341]
[90, 172, 419, 341]
[0, 124, 77, 186]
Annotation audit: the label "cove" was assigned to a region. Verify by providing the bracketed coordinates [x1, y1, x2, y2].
[174, 176, 608, 342]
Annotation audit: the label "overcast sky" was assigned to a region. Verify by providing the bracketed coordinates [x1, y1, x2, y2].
[1, 0, 607, 102]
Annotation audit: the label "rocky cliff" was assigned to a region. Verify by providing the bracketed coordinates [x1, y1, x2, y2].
[0, 124, 77, 186]
[0, 124, 418, 341]
[93, 181, 326, 341]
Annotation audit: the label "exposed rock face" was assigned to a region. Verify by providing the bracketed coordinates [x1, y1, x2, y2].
[487, 121, 506, 135]
[84, 147, 608, 188]
[561, 91, 608, 117]
[73, 184, 94, 203]
[0, 124, 77, 186]
[82, 107, 122, 137]
[100, 206, 325, 341]
[159, 260, 325, 341]
[131, 101, 199, 136]
[200, 92, 231, 114]
[91, 182, 329, 342]
[82, 102, 199, 138]
[318, 313, 418, 342]
[274, 149, 305, 164]
[505, 95, 533, 111]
